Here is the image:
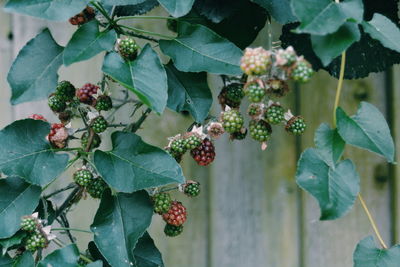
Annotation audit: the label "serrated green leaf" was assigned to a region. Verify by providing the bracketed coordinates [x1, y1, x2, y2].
[296, 149, 360, 220]
[94, 132, 185, 193]
[134, 232, 164, 267]
[91, 190, 153, 267]
[64, 21, 116, 66]
[8, 29, 63, 105]
[37, 244, 79, 267]
[0, 231, 27, 255]
[353, 236, 400, 266]
[0, 177, 41, 239]
[362, 13, 400, 53]
[159, 22, 242, 75]
[102, 45, 167, 114]
[13, 251, 34, 267]
[0, 253, 12, 267]
[311, 22, 360, 66]
[314, 123, 345, 168]
[165, 62, 212, 123]
[158, 0, 194, 17]
[292, 0, 363, 35]
[252, 0, 297, 24]
[0, 119, 69, 186]
[336, 102, 395, 162]
[4, 0, 88, 21]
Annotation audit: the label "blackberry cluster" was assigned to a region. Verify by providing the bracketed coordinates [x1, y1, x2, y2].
[240, 47, 272, 76]
[55, 81, 76, 102]
[265, 104, 284, 124]
[73, 169, 94, 187]
[184, 133, 202, 150]
[183, 181, 200, 197]
[221, 109, 244, 133]
[245, 82, 266, 103]
[25, 231, 47, 251]
[21, 216, 38, 232]
[249, 120, 272, 142]
[48, 123, 68, 149]
[90, 116, 108, 133]
[190, 138, 215, 166]
[290, 59, 314, 83]
[20, 214, 49, 252]
[286, 116, 306, 135]
[28, 114, 47, 121]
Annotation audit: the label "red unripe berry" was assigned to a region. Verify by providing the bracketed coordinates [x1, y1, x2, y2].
[162, 201, 187, 226]
[76, 83, 99, 105]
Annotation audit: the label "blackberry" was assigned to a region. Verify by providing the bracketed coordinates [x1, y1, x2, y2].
[90, 116, 108, 133]
[69, 6, 95, 26]
[190, 138, 215, 166]
[245, 82, 266, 103]
[183, 181, 200, 197]
[230, 128, 248, 140]
[162, 201, 187, 226]
[55, 81, 75, 102]
[249, 120, 272, 142]
[25, 232, 47, 251]
[221, 109, 244, 133]
[94, 95, 112, 111]
[81, 132, 101, 150]
[118, 38, 139, 61]
[21, 216, 38, 232]
[247, 103, 264, 118]
[164, 224, 183, 237]
[286, 116, 306, 135]
[76, 83, 99, 105]
[73, 169, 94, 187]
[48, 95, 66, 112]
[153, 193, 172, 214]
[240, 47, 272, 76]
[183, 133, 202, 150]
[265, 104, 285, 124]
[170, 137, 187, 155]
[266, 79, 290, 98]
[290, 59, 313, 83]
[86, 178, 108, 199]
[224, 83, 245, 108]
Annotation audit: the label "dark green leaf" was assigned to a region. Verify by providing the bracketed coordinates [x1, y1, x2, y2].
[314, 123, 345, 168]
[35, 199, 56, 225]
[0, 231, 27, 255]
[4, 0, 88, 21]
[363, 0, 398, 22]
[252, 0, 297, 24]
[280, 23, 400, 79]
[37, 244, 79, 267]
[165, 62, 212, 122]
[353, 236, 400, 266]
[64, 21, 116, 66]
[0, 253, 12, 267]
[134, 233, 164, 267]
[91, 190, 153, 267]
[336, 102, 395, 162]
[88, 241, 110, 267]
[110, 0, 159, 16]
[362, 13, 400, 53]
[159, 22, 242, 75]
[8, 29, 63, 105]
[292, 0, 363, 35]
[158, 0, 195, 17]
[13, 252, 34, 267]
[94, 131, 185, 193]
[102, 45, 167, 114]
[311, 22, 360, 66]
[100, 0, 146, 5]
[194, 0, 245, 23]
[0, 177, 41, 238]
[87, 261, 104, 267]
[296, 149, 360, 220]
[0, 119, 69, 186]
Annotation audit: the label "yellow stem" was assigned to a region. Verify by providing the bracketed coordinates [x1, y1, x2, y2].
[358, 194, 388, 249]
[333, 51, 346, 127]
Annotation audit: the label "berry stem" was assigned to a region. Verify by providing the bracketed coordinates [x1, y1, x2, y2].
[118, 25, 175, 39]
[158, 186, 180, 193]
[118, 28, 159, 42]
[54, 187, 82, 219]
[51, 227, 92, 234]
[332, 51, 346, 128]
[358, 194, 388, 249]
[44, 184, 77, 199]
[129, 108, 152, 133]
[115, 15, 178, 22]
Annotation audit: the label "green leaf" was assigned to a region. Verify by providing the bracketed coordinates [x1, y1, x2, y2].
[88, 242, 110, 267]
[292, 0, 364, 35]
[134, 233, 164, 267]
[91, 190, 153, 267]
[159, 22, 242, 75]
[0, 253, 12, 267]
[165, 62, 212, 123]
[0, 231, 27, 255]
[194, 0, 246, 23]
[87, 261, 104, 267]
[37, 244, 79, 267]
[94, 131, 185, 193]
[102, 45, 167, 114]
[0, 177, 41, 238]
[100, 0, 146, 5]
[314, 123, 345, 168]
[13, 252, 34, 267]
[252, 0, 297, 24]
[311, 22, 361, 66]
[336, 102, 395, 162]
[296, 149, 360, 220]
[8, 29, 64, 105]
[35, 199, 56, 225]
[0, 119, 69, 186]
[4, 0, 88, 21]
[158, 0, 195, 17]
[63, 21, 116, 66]
[362, 13, 400, 53]
[353, 236, 400, 266]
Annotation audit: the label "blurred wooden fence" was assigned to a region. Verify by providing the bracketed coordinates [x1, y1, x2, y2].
[1, 4, 400, 267]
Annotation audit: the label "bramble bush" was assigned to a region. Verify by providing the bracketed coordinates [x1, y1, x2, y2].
[1, 0, 400, 266]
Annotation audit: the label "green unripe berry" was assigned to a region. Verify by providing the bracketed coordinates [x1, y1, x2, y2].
[118, 38, 139, 61]
[249, 120, 272, 142]
[25, 232, 47, 251]
[291, 60, 313, 83]
[81, 132, 101, 150]
[164, 224, 183, 237]
[286, 116, 306, 135]
[184, 181, 200, 197]
[91, 116, 108, 133]
[222, 110, 244, 134]
[21, 217, 37, 232]
[48, 95, 66, 112]
[86, 178, 108, 199]
[245, 83, 266, 103]
[73, 169, 94, 187]
[265, 104, 285, 124]
[183, 134, 202, 150]
[153, 193, 172, 214]
[55, 81, 76, 102]
[94, 95, 113, 111]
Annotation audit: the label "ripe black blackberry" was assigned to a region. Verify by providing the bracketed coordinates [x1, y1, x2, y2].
[190, 138, 215, 166]
[164, 224, 183, 237]
[249, 120, 272, 142]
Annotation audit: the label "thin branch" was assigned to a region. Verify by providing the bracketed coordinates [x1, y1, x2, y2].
[129, 108, 152, 132]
